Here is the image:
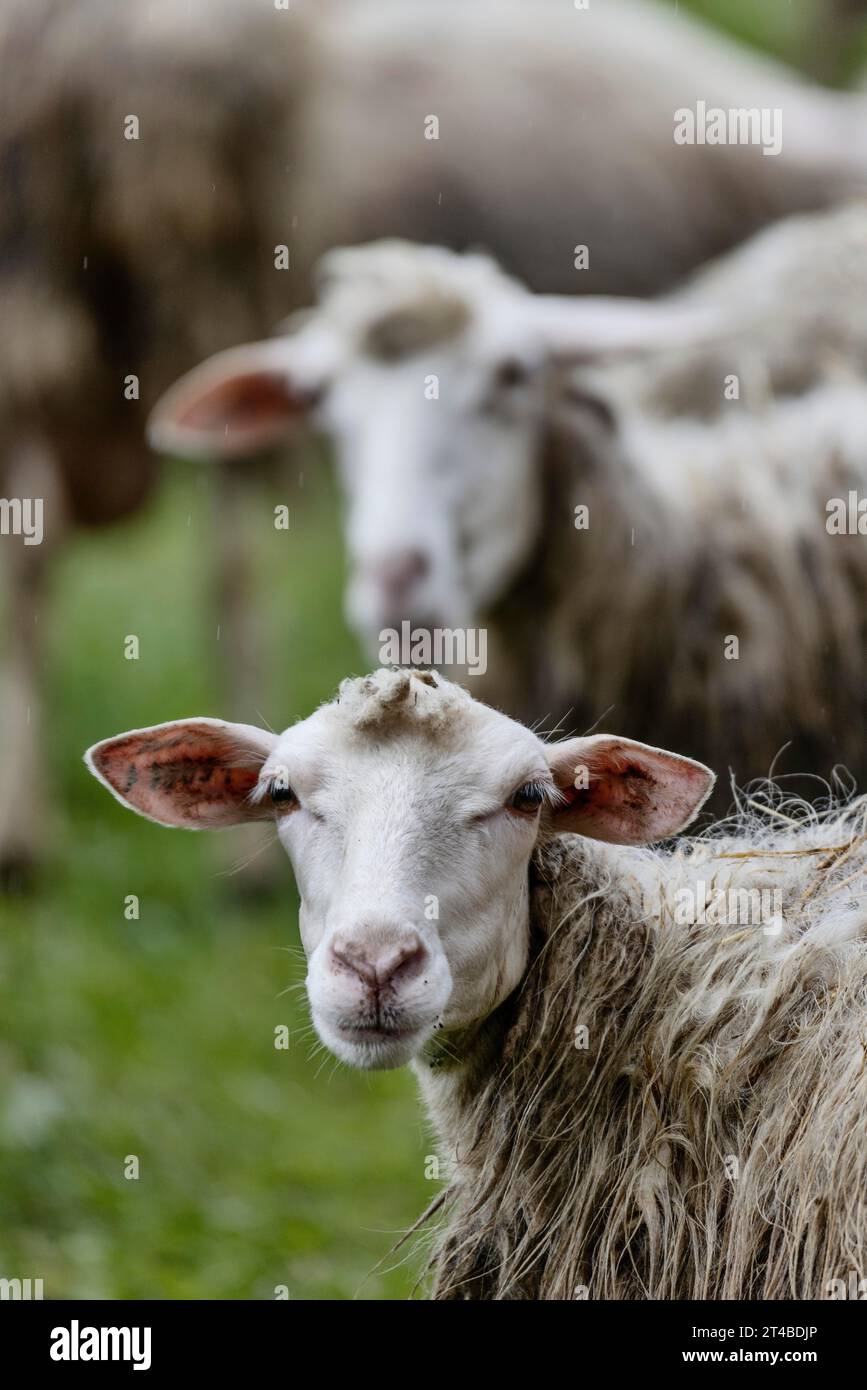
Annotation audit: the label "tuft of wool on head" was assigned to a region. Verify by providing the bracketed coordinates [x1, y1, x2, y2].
[335, 667, 474, 735]
[310, 240, 518, 361]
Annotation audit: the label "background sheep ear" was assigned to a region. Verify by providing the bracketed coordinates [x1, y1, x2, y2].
[530, 295, 722, 365]
[545, 735, 715, 845]
[147, 340, 319, 460]
[84, 718, 278, 829]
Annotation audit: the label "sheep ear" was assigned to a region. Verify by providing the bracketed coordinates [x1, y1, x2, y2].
[545, 735, 715, 845]
[530, 295, 721, 364]
[85, 718, 278, 829]
[147, 340, 318, 460]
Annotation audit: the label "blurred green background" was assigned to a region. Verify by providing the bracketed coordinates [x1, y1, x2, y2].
[1, 0, 866, 1301]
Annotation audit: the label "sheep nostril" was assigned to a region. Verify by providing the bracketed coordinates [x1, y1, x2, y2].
[372, 549, 431, 602]
[329, 930, 427, 992]
[376, 931, 427, 988]
[329, 934, 378, 986]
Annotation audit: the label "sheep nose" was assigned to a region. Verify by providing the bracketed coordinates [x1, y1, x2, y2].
[329, 930, 427, 991]
[371, 549, 430, 602]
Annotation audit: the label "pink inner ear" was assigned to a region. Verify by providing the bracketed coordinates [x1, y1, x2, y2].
[93, 723, 265, 828]
[559, 761, 660, 844]
[550, 737, 714, 845]
[178, 372, 301, 437]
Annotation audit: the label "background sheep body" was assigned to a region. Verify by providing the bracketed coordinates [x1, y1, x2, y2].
[470, 204, 867, 802]
[13, 0, 867, 509]
[514, 375, 867, 804]
[0, 0, 306, 880]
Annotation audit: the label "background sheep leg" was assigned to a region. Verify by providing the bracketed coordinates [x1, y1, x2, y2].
[0, 440, 64, 889]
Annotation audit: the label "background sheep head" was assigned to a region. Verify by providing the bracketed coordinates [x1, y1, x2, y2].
[148, 241, 713, 658]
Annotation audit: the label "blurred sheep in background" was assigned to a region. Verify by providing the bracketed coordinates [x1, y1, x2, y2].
[151, 203, 867, 810]
[0, 0, 301, 883]
[5, 0, 867, 880]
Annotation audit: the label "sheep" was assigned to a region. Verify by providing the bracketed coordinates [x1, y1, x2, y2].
[148, 203, 867, 809]
[84, 666, 867, 1299]
[0, 0, 307, 884]
[8, 0, 867, 885]
[290, 0, 867, 298]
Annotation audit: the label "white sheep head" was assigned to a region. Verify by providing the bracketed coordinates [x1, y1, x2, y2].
[148, 241, 712, 656]
[85, 669, 713, 1071]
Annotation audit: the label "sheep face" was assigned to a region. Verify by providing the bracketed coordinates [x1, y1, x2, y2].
[86, 669, 714, 1073]
[268, 676, 552, 1070]
[149, 242, 704, 666]
[149, 244, 549, 661]
[321, 324, 547, 653]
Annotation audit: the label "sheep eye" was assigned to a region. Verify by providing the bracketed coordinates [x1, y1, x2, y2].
[270, 781, 297, 806]
[495, 358, 530, 390]
[508, 782, 545, 813]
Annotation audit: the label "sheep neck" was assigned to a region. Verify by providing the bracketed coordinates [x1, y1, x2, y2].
[412, 997, 517, 1161]
[411, 850, 563, 1156]
[411, 835, 633, 1160]
[417, 994, 516, 1075]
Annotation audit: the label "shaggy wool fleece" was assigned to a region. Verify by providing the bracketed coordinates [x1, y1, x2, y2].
[429, 796, 867, 1299]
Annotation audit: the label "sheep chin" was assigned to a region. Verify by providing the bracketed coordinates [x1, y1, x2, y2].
[312, 1012, 433, 1072]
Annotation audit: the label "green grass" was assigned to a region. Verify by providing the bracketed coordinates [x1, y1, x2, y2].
[673, 0, 867, 82]
[0, 464, 432, 1300]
